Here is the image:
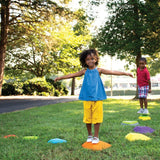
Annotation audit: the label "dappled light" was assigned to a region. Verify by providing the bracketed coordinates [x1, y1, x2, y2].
[104, 110, 119, 113]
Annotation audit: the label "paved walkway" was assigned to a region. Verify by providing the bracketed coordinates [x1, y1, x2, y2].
[0, 96, 78, 114]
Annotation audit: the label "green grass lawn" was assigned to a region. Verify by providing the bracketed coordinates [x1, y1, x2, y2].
[0, 99, 160, 160]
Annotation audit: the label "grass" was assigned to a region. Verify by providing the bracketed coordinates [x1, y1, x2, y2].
[0, 99, 160, 160]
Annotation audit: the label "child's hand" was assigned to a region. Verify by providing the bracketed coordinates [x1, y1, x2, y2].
[54, 77, 60, 82]
[148, 89, 151, 93]
[127, 73, 134, 78]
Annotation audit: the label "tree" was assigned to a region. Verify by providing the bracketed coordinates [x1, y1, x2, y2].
[5, 16, 91, 76]
[5, 9, 91, 95]
[0, 0, 72, 95]
[147, 53, 160, 76]
[91, 0, 160, 98]
[70, 9, 91, 95]
[142, 0, 160, 56]
[0, 0, 9, 96]
[93, 0, 160, 67]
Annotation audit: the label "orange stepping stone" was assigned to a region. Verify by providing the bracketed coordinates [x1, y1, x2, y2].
[82, 141, 111, 151]
[4, 134, 17, 138]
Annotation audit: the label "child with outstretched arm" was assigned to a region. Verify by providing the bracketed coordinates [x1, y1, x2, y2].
[54, 49, 133, 144]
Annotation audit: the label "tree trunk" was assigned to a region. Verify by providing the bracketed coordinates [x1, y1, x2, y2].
[110, 56, 113, 96]
[132, 1, 142, 100]
[0, 0, 10, 96]
[134, 54, 141, 99]
[71, 77, 75, 95]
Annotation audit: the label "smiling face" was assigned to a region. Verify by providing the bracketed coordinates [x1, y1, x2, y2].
[85, 53, 97, 69]
[139, 60, 146, 70]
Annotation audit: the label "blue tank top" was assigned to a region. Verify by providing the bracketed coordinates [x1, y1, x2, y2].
[79, 68, 107, 101]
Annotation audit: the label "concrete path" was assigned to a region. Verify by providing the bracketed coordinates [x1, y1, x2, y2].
[0, 96, 78, 114]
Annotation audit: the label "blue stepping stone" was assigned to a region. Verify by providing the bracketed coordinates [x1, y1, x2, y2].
[48, 138, 67, 144]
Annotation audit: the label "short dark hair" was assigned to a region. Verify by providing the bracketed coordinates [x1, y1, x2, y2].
[79, 49, 99, 68]
[139, 57, 147, 63]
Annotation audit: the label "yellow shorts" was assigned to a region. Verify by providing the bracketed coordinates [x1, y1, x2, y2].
[83, 101, 103, 124]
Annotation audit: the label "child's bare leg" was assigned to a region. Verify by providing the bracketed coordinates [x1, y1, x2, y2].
[144, 98, 148, 109]
[86, 123, 92, 136]
[94, 123, 100, 138]
[139, 98, 144, 108]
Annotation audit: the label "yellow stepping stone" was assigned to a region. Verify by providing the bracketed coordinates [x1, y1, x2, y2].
[125, 133, 151, 141]
[139, 115, 151, 121]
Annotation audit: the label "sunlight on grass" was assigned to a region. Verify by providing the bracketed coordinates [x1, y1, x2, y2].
[148, 106, 155, 109]
[0, 99, 160, 159]
[149, 102, 158, 105]
[104, 110, 119, 113]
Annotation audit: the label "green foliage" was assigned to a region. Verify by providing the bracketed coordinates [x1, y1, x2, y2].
[142, 0, 160, 55]
[5, 14, 91, 77]
[2, 79, 24, 96]
[54, 89, 60, 97]
[22, 77, 54, 96]
[73, 9, 90, 36]
[104, 80, 111, 88]
[2, 83, 21, 96]
[0, 0, 74, 96]
[147, 53, 160, 76]
[2, 77, 68, 96]
[93, 0, 160, 68]
[46, 78, 69, 95]
[94, 0, 143, 56]
[38, 92, 50, 96]
[1, 99, 160, 159]
[5, 2, 92, 78]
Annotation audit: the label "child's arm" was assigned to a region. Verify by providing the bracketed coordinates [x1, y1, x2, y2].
[54, 69, 86, 82]
[148, 80, 151, 93]
[98, 68, 133, 77]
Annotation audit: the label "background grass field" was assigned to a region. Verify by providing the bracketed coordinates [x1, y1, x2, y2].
[0, 99, 160, 160]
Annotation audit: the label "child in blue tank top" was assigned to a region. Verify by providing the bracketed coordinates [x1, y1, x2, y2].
[54, 49, 133, 144]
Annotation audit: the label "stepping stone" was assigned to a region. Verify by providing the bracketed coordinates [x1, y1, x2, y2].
[4, 134, 17, 138]
[82, 141, 111, 151]
[139, 115, 151, 121]
[133, 126, 154, 134]
[125, 133, 151, 141]
[48, 138, 67, 144]
[121, 121, 139, 126]
[23, 136, 38, 140]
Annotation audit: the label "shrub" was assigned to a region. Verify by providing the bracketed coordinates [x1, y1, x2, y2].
[2, 83, 21, 96]
[39, 92, 50, 96]
[22, 77, 54, 96]
[54, 90, 60, 96]
[63, 87, 69, 95]
[46, 78, 68, 96]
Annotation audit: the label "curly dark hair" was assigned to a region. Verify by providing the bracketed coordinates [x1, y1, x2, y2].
[139, 57, 147, 63]
[79, 49, 99, 68]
